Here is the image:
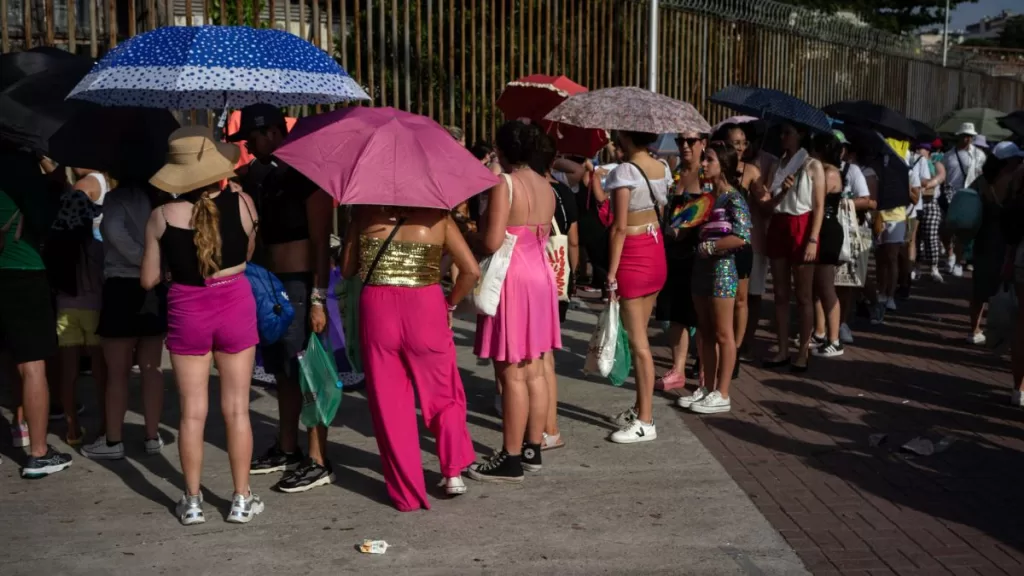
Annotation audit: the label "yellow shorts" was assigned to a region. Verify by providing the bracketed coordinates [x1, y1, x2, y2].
[56, 308, 101, 347]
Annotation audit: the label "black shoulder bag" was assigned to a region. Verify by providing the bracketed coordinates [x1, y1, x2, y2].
[627, 161, 664, 226]
[363, 218, 407, 284]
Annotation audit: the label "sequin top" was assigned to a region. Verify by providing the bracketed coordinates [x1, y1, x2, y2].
[359, 235, 444, 287]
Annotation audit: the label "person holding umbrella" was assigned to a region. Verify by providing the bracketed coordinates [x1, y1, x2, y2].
[230, 104, 336, 494]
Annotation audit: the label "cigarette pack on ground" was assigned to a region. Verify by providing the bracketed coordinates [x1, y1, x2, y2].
[359, 540, 389, 554]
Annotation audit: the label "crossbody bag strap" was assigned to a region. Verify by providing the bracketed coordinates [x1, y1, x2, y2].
[628, 161, 663, 224]
[365, 218, 407, 282]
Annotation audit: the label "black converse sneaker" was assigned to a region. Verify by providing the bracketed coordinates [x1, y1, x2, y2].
[812, 340, 845, 358]
[250, 444, 304, 475]
[467, 450, 524, 484]
[521, 442, 542, 472]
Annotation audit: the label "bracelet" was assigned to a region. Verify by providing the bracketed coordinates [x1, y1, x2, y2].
[447, 301, 458, 312]
[606, 280, 618, 291]
[310, 287, 327, 307]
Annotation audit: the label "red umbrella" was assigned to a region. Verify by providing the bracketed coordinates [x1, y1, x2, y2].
[496, 74, 608, 157]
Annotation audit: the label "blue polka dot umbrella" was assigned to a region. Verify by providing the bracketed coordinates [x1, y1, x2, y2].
[67, 26, 369, 109]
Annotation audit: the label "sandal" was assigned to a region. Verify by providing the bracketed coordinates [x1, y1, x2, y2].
[65, 427, 86, 447]
[541, 432, 565, 451]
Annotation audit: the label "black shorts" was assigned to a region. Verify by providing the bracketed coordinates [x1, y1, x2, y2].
[96, 277, 168, 339]
[656, 257, 698, 328]
[0, 269, 57, 364]
[736, 245, 754, 279]
[261, 272, 312, 382]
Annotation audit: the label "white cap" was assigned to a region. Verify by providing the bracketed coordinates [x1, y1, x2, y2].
[956, 122, 979, 136]
[993, 141, 1024, 160]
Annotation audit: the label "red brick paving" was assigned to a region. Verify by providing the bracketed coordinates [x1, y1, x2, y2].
[656, 276, 1024, 575]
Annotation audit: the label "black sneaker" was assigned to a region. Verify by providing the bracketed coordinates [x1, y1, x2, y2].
[250, 444, 304, 475]
[22, 446, 73, 478]
[467, 450, 524, 484]
[275, 459, 335, 493]
[810, 333, 827, 347]
[812, 341, 845, 358]
[521, 442, 542, 473]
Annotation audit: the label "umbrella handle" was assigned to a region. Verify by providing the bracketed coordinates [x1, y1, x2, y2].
[214, 92, 228, 140]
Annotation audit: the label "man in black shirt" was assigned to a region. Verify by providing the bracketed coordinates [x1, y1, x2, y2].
[229, 104, 336, 493]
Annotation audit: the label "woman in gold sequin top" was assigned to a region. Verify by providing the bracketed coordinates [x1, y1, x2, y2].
[340, 205, 480, 511]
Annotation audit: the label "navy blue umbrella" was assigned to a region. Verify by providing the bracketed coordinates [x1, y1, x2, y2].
[709, 86, 831, 134]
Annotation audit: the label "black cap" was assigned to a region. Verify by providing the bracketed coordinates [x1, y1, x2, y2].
[226, 103, 286, 142]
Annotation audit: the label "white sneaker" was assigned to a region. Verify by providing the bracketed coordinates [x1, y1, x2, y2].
[144, 436, 164, 455]
[952, 264, 964, 278]
[839, 323, 854, 344]
[609, 418, 656, 444]
[966, 332, 986, 345]
[947, 256, 957, 272]
[439, 476, 467, 496]
[610, 406, 639, 427]
[82, 436, 125, 460]
[494, 394, 503, 418]
[690, 390, 731, 414]
[885, 298, 897, 312]
[1011, 390, 1024, 407]
[676, 387, 709, 409]
[930, 267, 944, 283]
[910, 269, 918, 281]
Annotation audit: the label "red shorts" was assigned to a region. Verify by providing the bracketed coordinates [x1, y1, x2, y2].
[766, 212, 813, 262]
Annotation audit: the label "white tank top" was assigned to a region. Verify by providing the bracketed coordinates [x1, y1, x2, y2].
[772, 152, 813, 216]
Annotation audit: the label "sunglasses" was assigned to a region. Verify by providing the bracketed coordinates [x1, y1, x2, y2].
[676, 137, 703, 147]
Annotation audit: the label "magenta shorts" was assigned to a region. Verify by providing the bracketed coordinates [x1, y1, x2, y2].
[166, 273, 258, 356]
[617, 229, 668, 299]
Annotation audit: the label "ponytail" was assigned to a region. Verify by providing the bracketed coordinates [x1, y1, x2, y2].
[191, 189, 222, 278]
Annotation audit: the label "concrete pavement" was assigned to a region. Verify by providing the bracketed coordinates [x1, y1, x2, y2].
[0, 305, 806, 575]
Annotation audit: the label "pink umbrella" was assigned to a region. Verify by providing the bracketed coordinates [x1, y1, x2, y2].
[275, 107, 499, 210]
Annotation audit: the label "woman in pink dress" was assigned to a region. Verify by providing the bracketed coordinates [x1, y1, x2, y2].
[469, 120, 561, 484]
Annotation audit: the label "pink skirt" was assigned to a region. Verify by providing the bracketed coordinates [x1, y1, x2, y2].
[617, 229, 668, 299]
[474, 227, 562, 363]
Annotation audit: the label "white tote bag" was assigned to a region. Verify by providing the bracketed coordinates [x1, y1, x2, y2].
[584, 300, 619, 378]
[837, 198, 857, 263]
[473, 174, 518, 316]
[546, 216, 570, 302]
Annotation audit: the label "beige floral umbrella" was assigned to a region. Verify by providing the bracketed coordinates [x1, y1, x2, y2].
[543, 86, 711, 135]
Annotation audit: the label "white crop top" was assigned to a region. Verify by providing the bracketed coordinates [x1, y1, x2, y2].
[603, 161, 673, 213]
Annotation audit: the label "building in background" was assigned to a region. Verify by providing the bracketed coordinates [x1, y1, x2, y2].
[964, 10, 1017, 41]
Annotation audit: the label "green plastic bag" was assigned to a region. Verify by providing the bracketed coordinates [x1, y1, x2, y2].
[298, 334, 343, 428]
[342, 275, 363, 373]
[608, 318, 632, 387]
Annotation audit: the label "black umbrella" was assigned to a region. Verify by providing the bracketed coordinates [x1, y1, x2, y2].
[709, 86, 832, 133]
[823, 100, 918, 142]
[998, 111, 1024, 140]
[0, 47, 80, 90]
[910, 119, 937, 144]
[0, 52, 95, 152]
[48, 107, 181, 183]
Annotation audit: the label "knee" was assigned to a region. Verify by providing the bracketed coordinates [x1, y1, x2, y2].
[180, 400, 208, 424]
[18, 360, 46, 382]
[221, 401, 249, 423]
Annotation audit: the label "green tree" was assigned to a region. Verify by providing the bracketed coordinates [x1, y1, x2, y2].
[209, 0, 267, 28]
[787, 1, 976, 35]
[999, 15, 1024, 49]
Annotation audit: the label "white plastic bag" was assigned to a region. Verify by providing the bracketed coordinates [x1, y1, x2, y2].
[988, 284, 1016, 345]
[584, 300, 619, 377]
[546, 216, 570, 302]
[473, 174, 517, 316]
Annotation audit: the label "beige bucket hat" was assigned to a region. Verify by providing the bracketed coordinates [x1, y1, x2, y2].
[150, 126, 241, 195]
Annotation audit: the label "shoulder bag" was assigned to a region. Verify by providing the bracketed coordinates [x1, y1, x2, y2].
[473, 174, 518, 316]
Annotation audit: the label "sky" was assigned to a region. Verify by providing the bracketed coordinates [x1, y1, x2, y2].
[949, 0, 1018, 30]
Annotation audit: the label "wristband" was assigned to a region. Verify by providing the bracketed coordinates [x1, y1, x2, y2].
[606, 280, 618, 291]
[310, 287, 328, 307]
[447, 301, 458, 312]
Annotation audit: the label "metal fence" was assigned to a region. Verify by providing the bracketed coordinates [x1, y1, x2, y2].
[4, 0, 1024, 145]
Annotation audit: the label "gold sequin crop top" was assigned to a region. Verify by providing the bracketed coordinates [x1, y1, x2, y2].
[359, 235, 444, 287]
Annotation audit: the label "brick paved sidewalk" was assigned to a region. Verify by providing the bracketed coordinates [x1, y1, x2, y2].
[657, 277, 1024, 576]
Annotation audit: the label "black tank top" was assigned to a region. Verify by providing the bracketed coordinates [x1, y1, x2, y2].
[159, 191, 250, 287]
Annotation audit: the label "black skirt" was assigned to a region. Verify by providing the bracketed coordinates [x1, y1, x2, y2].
[96, 277, 168, 339]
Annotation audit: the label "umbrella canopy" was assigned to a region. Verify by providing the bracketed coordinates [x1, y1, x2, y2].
[68, 25, 369, 109]
[823, 100, 918, 141]
[0, 52, 94, 152]
[709, 86, 830, 133]
[544, 86, 711, 135]
[649, 133, 679, 156]
[711, 115, 758, 134]
[496, 74, 608, 157]
[910, 119, 937, 143]
[997, 110, 1024, 140]
[933, 107, 1010, 141]
[48, 107, 180, 183]
[274, 107, 500, 210]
